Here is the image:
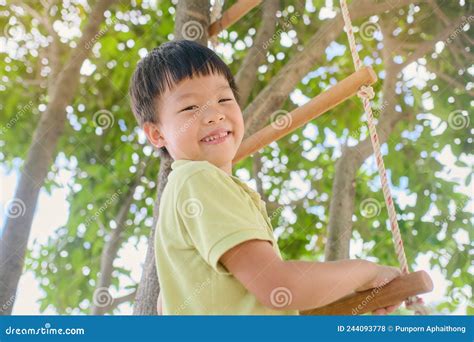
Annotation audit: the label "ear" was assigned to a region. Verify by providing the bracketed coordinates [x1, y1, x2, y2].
[143, 122, 166, 149]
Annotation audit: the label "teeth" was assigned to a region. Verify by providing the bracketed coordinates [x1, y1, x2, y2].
[202, 131, 229, 142]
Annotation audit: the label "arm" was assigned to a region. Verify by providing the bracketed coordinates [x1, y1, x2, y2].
[220, 239, 399, 311]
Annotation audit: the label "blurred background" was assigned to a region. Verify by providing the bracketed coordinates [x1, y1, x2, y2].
[0, 0, 472, 315]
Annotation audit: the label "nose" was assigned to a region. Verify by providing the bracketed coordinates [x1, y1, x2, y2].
[204, 108, 225, 125]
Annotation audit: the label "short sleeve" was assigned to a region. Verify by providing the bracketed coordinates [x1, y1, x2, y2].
[177, 168, 273, 275]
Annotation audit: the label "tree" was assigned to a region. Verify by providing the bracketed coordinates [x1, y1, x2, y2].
[0, 0, 119, 315]
[2, 0, 471, 315]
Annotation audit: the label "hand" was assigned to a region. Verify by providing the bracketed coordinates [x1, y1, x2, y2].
[356, 264, 402, 315]
[372, 301, 402, 315]
[356, 264, 401, 292]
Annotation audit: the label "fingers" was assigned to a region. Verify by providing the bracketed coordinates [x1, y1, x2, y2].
[387, 301, 402, 313]
[373, 308, 386, 315]
[373, 302, 402, 315]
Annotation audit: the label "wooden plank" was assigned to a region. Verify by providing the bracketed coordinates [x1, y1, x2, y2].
[209, 0, 263, 37]
[300, 270, 433, 315]
[233, 66, 377, 164]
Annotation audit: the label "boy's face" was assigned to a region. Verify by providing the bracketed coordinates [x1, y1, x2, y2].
[144, 73, 244, 174]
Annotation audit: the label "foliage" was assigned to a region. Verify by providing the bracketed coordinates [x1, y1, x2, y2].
[1, 0, 471, 314]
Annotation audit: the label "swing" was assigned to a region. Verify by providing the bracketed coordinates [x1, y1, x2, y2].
[212, 0, 434, 315]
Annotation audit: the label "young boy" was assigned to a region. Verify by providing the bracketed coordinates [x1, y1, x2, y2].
[129, 40, 402, 315]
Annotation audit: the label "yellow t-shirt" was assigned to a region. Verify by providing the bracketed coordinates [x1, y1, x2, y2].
[155, 159, 299, 315]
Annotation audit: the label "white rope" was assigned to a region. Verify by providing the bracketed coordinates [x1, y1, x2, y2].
[339, 0, 429, 315]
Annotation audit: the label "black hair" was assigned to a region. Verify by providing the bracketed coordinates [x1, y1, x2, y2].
[129, 40, 240, 156]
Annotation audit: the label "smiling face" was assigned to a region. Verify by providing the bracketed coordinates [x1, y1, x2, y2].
[143, 73, 244, 175]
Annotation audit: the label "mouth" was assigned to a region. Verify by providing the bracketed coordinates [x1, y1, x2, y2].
[200, 130, 232, 145]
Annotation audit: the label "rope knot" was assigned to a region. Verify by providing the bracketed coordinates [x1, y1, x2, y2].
[357, 85, 375, 100]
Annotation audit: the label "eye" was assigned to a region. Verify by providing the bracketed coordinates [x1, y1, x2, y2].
[179, 105, 198, 113]
[219, 98, 232, 103]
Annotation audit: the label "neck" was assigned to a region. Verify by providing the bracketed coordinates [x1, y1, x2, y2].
[218, 161, 232, 176]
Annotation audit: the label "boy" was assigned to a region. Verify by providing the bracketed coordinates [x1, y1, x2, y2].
[129, 40, 402, 315]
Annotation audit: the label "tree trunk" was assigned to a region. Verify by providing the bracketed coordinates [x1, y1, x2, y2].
[324, 63, 405, 260]
[234, 0, 279, 108]
[0, 0, 118, 315]
[91, 161, 148, 315]
[133, 0, 210, 314]
[324, 17, 464, 261]
[132, 153, 173, 315]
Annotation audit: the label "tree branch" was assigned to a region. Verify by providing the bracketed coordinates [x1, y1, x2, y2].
[252, 151, 267, 202]
[100, 290, 137, 313]
[399, 17, 467, 67]
[242, 0, 417, 139]
[448, 43, 473, 62]
[234, 0, 279, 108]
[424, 0, 468, 69]
[432, 68, 474, 96]
[426, 0, 450, 25]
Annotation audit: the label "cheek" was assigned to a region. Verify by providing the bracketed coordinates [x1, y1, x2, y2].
[228, 105, 243, 126]
[172, 117, 200, 144]
[232, 109, 245, 137]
